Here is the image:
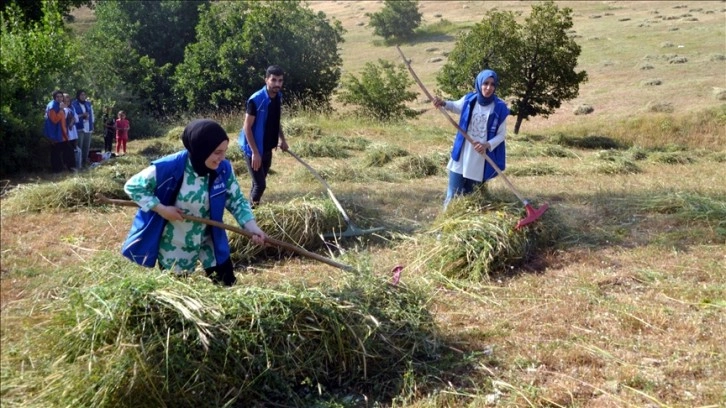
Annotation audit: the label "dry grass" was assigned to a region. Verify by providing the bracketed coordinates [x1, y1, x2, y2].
[2, 1, 725, 407]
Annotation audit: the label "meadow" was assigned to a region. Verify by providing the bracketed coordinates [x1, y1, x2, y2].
[1, 1, 724, 407]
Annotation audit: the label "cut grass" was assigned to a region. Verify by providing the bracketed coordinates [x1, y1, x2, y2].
[24, 264, 441, 407]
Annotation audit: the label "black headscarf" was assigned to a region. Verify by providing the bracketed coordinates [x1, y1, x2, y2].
[181, 119, 229, 177]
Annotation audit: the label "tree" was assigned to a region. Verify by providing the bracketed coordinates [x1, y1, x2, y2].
[82, 0, 206, 118]
[436, 1, 587, 134]
[0, 1, 76, 175]
[0, 0, 92, 23]
[174, 1, 344, 112]
[338, 59, 419, 121]
[366, 0, 422, 42]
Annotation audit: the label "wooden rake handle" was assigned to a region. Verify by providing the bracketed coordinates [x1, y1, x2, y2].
[95, 193, 354, 272]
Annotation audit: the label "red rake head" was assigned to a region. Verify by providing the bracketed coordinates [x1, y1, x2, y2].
[515, 203, 549, 230]
[391, 265, 404, 286]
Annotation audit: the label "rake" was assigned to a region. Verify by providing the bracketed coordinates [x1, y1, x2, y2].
[96, 193, 354, 272]
[286, 150, 385, 238]
[396, 45, 549, 229]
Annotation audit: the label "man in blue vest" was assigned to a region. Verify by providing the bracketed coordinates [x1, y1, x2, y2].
[238, 65, 289, 208]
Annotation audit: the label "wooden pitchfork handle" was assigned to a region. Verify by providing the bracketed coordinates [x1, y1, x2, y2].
[95, 193, 353, 272]
[395, 45, 530, 206]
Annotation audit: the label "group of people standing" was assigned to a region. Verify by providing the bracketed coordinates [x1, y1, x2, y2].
[120, 64, 509, 287]
[43, 90, 95, 173]
[44, 89, 130, 173]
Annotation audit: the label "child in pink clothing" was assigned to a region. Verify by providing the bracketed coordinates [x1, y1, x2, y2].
[115, 111, 130, 155]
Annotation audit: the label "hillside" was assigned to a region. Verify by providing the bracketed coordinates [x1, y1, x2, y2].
[309, 0, 725, 132]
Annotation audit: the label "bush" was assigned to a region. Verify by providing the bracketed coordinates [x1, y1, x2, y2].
[339, 59, 420, 121]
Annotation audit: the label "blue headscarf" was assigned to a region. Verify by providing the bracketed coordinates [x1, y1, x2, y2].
[475, 69, 499, 106]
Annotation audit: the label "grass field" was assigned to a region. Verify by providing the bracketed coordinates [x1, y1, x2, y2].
[2, 1, 725, 407]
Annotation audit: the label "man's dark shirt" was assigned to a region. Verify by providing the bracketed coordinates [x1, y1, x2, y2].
[246, 93, 281, 153]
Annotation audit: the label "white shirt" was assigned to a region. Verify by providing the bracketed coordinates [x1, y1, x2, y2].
[444, 97, 507, 182]
[64, 108, 79, 141]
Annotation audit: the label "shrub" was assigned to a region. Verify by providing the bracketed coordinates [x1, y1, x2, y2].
[339, 59, 419, 121]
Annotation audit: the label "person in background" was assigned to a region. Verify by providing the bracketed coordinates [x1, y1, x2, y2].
[238, 65, 289, 208]
[43, 90, 68, 173]
[63, 93, 81, 171]
[102, 106, 116, 154]
[432, 69, 510, 209]
[72, 90, 94, 167]
[115, 110, 130, 155]
[122, 119, 267, 286]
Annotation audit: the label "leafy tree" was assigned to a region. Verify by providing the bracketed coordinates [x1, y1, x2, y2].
[338, 59, 419, 121]
[366, 0, 422, 41]
[82, 0, 205, 118]
[0, 0, 92, 23]
[436, 1, 587, 134]
[1, 1, 76, 175]
[174, 1, 344, 113]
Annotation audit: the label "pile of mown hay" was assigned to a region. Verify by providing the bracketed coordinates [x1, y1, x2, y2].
[414, 191, 563, 280]
[1, 172, 127, 213]
[592, 150, 642, 174]
[395, 154, 443, 178]
[39, 269, 440, 407]
[228, 197, 346, 261]
[362, 143, 409, 167]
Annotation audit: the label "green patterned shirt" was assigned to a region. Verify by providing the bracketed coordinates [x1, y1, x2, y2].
[125, 158, 254, 272]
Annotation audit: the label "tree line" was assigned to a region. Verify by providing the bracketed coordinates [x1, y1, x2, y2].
[0, 0, 586, 176]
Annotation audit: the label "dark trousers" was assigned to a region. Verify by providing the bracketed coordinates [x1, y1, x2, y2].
[50, 141, 74, 172]
[205, 258, 236, 286]
[104, 133, 114, 153]
[244, 150, 273, 205]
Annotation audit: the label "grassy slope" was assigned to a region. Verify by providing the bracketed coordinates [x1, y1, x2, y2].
[2, 1, 725, 407]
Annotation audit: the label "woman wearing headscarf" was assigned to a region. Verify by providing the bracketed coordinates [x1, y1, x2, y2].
[122, 119, 266, 286]
[433, 69, 510, 209]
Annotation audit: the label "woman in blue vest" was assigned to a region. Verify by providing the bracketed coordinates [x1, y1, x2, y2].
[123, 119, 267, 286]
[433, 69, 510, 209]
[72, 90, 94, 168]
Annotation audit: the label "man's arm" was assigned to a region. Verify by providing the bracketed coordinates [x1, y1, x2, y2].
[243, 113, 259, 155]
[277, 126, 288, 151]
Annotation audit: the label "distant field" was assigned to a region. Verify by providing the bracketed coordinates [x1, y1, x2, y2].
[309, 1, 726, 131]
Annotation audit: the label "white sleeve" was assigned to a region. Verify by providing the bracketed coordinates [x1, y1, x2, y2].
[488, 117, 507, 151]
[445, 95, 468, 114]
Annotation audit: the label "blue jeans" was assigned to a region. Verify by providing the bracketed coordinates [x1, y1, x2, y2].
[444, 170, 481, 209]
[78, 130, 92, 167]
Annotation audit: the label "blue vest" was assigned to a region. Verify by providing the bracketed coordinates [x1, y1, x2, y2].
[121, 151, 234, 267]
[238, 86, 282, 156]
[43, 100, 64, 143]
[71, 99, 94, 131]
[451, 93, 510, 181]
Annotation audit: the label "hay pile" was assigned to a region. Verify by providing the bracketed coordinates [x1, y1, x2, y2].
[40, 270, 440, 406]
[414, 191, 562, 280]
[228, 197, 346, 261]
